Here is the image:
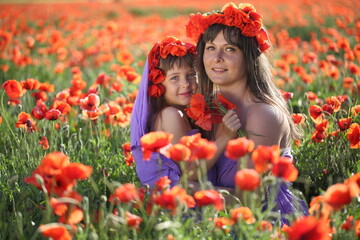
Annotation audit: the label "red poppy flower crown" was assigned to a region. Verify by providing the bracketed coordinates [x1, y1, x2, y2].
[186, 2, 271, 53]
[147, 36, 196, 98]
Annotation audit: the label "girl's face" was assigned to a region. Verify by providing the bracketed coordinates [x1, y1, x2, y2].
[162, 64, 197, 107]
[203, 31, 247, 87]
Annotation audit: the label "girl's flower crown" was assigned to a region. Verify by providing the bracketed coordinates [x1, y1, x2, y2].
[186, 2, 271, 52]
[147, 36, 196, 97]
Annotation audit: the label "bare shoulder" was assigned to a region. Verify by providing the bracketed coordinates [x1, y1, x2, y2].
[154, 106, 191, 143]
[246, 103, 289, 146]
[247, 103, 286, 126]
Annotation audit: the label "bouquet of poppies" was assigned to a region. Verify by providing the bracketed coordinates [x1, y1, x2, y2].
[185, 93, 236, 131]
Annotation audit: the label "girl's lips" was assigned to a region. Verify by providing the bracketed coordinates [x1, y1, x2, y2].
[178, 91, 191, 96]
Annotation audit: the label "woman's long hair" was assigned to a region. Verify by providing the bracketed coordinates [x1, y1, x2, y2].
[196, 24, 301, 141]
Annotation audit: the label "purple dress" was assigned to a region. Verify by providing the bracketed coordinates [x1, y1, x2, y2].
[132, 129, 218, 188]
[214, 147, 308, 225]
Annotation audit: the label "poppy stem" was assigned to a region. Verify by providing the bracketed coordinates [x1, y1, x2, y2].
[0, 91, 20, 145]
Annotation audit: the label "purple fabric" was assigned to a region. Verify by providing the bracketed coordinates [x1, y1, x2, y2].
[130, 59, 150, 149]
[215, 147, 308, 224]
[132, 146, 181, 188]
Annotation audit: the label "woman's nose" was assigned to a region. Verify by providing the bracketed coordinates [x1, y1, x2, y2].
[214, 50, 224, 63]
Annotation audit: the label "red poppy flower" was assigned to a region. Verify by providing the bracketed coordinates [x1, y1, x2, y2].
[15, 112, 36, 132]
[59, 207, 84, 225]
[122, 142, 131, 155]
[140, 131, 173, 160]
[235, 169, 261, 191]
[125, 154, 134, 166]
[351, 105, 360, 116]
[324, 183, 352, 210]
[31, 100, 47, 119]
[39, 136, 49, 150]
[126, 211, 142, 229]
[52, 100, 71, 115]
[338, 117, 352, 131]
[291, 113, 306, 124]
[345, 173, 360, 198]
[178, 134, 216, 161]
[346, 123, 360, 148]
[21, 78, 40, 90]
[38, 82, 55, 93]
[194, 189, 223, 210]
[312, 130, 326, 143]
[230, 207, 256, 223]
[355, 220, 360, 238]
[154, 186, 195, 213]
[340, 216, 354, 231]
[309, 105, 323, 124]
[213, 217, 235, 233]
[44, 109, 61, 121]
[117, 50, 134, 65]
[325, 96, 341, 112]
[62, 163, 92, 181]
[315, 119, 329, 132]
[306, 91, 318, 101]
[213, 94, 236, 110]
[32, 91, 48, 102]
[225, 137, 254, 160]
[257, 221, 273, 232]
[148, 68, 165, 84]
[321, 104, 335, 115]
[148, 84, 165, 98]
[251, 145, 280, 173]
[39, 224, 71, 240]
[2, 79, 25, 98]
[109, 183, 144, 204]
[287, 216, 332, 240]
[279, 89, 293, 101]
[167, 143, 191, 162]
[80, 93, 100, 112]
[155, 176, 171, 191]
[271, 157, 298, 182]
[185, 93, 208, 120]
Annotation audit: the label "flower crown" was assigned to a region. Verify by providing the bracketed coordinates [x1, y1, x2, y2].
[147, 36, 196, 97]
[186, 2, 270, 52]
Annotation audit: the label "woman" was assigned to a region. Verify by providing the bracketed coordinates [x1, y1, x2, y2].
[186, 2, 307, 223]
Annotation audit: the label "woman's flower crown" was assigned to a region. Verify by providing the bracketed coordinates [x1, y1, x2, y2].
[147, 36, 196, 97]
[186, 2, 271, 52]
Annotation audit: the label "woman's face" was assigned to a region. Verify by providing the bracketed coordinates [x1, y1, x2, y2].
[203, 31, 247, 87]
[162, 64, 197, 107]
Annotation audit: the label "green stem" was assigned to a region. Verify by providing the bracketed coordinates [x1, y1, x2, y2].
[1, 91, 20, 145]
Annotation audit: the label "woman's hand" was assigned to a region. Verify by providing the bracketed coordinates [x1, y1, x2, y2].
[221, 110, 241, 139]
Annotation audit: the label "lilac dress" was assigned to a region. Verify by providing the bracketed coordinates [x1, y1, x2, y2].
[132, 129, 218, 188]
[213, 147, 308, 225]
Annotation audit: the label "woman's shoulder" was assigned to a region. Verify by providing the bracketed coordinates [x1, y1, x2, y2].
[247, 103, 285, 124]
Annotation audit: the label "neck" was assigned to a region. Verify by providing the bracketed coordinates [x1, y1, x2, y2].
[218, 80, 251, 107]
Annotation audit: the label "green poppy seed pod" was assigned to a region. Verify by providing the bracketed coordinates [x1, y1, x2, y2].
[100, 195, 107, 202]
[35, 173, 44, 186]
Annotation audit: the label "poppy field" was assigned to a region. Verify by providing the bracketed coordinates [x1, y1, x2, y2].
[0, 0, 359, 239]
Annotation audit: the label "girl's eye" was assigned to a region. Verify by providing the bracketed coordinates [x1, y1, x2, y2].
[170, 76, 179, 81]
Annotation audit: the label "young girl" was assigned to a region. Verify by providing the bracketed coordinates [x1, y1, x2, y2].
[130, 36, 240, 188]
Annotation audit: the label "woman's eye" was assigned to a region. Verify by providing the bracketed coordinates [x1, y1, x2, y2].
[170, 76, 179, 81]
[226, 47, 236, 52]
[206, 46, 215, 51]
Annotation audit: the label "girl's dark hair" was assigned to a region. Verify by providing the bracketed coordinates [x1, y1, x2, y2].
[196, 24, 301, 141]
[146, 53, 196, 131]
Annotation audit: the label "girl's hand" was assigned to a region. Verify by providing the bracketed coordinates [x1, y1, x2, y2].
[221, 110, 241, 139]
